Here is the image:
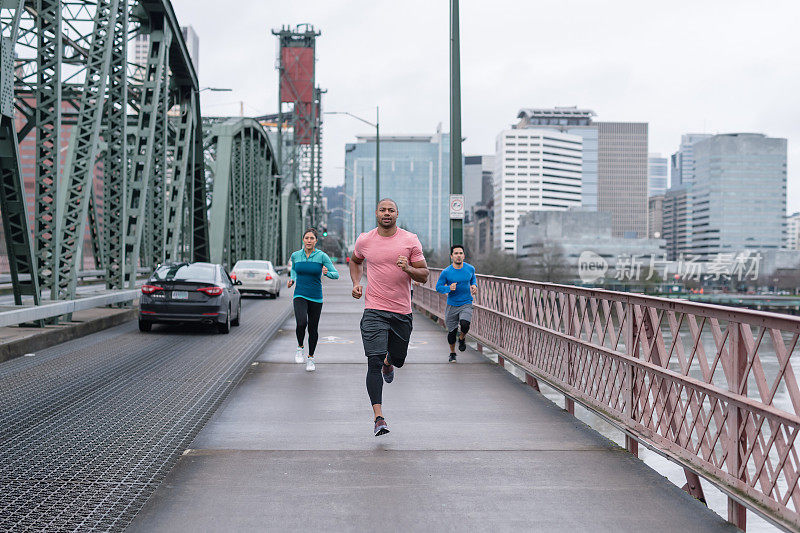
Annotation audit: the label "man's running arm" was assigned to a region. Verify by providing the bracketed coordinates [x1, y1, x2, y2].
[349, 253, 364, 298]
[403, 258, 429, 284]
[435, 269, 450, 294]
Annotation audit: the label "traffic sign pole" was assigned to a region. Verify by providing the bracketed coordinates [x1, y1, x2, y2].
[449, 0, 463, 249]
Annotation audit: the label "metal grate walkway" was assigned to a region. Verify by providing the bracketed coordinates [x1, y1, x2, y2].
[0, 297, 290, 531]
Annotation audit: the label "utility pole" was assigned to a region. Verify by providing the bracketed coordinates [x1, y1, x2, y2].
[449, 0, 464, 247]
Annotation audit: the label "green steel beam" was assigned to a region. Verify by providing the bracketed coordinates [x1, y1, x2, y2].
[190, 93, 209, 262]
[146, 60, 171, 267]
[56, 0, 120, 299]
[123, 22, 171, 287]
[33, 0, 61, 298]
[0, 115, 41, 305]
[87, 186, 104, 269]
[103, 0, 128, 289]
[164, 90, 195, 263]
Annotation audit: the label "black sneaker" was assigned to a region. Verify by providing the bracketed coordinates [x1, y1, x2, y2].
[449, 352, 457, 363]
[374, 416, 389, 436]
[458, 337, 467, 352]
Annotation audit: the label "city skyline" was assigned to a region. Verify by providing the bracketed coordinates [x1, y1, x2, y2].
[171, 0, 800, 216]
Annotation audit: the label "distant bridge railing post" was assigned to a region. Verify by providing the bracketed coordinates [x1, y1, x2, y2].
[413, 268, 800, 532]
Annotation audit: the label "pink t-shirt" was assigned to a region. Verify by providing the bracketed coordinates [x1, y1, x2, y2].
[353, 227, 425, 315]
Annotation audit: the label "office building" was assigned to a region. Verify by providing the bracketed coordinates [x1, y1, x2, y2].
[648, 194, 664, 239]
[663, 184, 692, 261]
[132, 25, 199, 74]
[690, 133, 787, 260]
[787, 212, 800, 250]
[516, 107, 598, 210]
[343, 129, 451, 253]
[493, 128, 583, 253]
[463, 155, 494, 217]
[181, 26, 200, 74]
[670, 133, 712, 187]
[516, 209, 664, 283]
[597, 122, 649, 239]
[648, 153, 668, 196]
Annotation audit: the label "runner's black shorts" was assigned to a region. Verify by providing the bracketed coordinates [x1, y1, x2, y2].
[360, 309, 413, 367]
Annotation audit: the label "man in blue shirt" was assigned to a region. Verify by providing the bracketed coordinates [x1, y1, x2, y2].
[435, 244, 478, 362]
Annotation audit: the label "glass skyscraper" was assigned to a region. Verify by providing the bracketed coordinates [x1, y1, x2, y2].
[343, 130, 451, 253]
[648, 153, 668, 197]
[670, 133, 712, 186]
[690, 133, 787, 260]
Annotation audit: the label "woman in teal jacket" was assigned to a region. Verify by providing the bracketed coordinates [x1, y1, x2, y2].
[288, 228, 339, 371]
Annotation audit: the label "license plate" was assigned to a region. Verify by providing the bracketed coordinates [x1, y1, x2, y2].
[172, 290, 188, 300]
[247, 273, 257, 278]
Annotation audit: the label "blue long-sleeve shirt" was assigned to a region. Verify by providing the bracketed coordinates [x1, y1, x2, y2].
[290, 249, 339, 303]
[436, 263, 477, 306]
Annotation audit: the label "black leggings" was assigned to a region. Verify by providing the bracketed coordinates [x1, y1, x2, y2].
[293, 298, 323, 356]
[447, 320, 471, 345]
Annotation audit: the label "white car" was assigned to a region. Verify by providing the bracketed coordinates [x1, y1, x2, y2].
[231, 260, 280, 298]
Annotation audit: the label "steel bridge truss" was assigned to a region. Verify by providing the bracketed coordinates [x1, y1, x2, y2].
[0, 0, 211, 303]
[204, 117, 297, 267]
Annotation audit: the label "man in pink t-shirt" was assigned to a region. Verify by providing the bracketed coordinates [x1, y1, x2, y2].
[350, 198, 429, 436]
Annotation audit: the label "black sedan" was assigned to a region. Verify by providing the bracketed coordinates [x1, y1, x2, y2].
[138, 262, 242, 334]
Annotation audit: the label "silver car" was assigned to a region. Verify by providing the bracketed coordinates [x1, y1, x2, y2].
[231, 260, 280, 298]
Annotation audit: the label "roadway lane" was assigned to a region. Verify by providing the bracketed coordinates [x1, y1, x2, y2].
[0, 293, 291, 531]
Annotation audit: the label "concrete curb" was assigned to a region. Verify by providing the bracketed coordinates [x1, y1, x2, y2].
[0, 308, 137, 364]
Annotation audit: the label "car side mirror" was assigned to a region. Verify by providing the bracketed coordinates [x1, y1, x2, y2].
[235, 280, 242, 286]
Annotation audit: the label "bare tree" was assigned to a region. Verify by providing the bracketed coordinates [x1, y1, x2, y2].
[473, 248, 522, 279]
[523, 241, 570, 283]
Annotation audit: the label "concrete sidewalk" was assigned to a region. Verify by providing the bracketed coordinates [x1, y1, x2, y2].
[129, 277, 736, 532]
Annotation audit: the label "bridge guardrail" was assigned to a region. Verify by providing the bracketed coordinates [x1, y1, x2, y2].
[0, 290, 140, 327]
[413, 268, 800, 531]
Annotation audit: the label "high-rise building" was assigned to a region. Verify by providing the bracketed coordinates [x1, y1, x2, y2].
[463, 155, 494, 217]
[516, 107, 598, 210]
[690, 133, 787, 260]
[181, 26, 200, 74]
[786, 212, 800, 250]
[132, 33, 149, 69]
[662, 184, 692, 261]
[648, 153, 668, 196]
[322, 185, 345, 237]
[493, 128, 583, 253]
[670, 133, 712, 187]
[343, 129, 451, 253]
[132, 26, 199, 74]
[598, 122, 649, 239]
[648, 194, 664, 239]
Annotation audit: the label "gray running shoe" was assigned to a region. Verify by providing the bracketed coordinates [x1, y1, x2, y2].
[374, 416, 389, 436]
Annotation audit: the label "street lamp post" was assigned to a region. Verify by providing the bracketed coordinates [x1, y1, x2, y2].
[324, 108, 380, 206]
[199, 87, 233, 93]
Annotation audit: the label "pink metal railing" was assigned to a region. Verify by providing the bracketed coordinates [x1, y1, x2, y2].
[413, 268, 800, 531]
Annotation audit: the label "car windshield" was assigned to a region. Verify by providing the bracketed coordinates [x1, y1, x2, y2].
[234, 261, 270, 270]
[152, 263, 216, 282]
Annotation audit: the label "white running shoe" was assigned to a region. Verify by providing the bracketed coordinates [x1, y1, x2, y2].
[306, 356, 315, 372]
[295, 347, 304, 364]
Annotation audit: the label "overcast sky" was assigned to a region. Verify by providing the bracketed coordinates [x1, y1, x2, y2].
[173, 0, 800, 214]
